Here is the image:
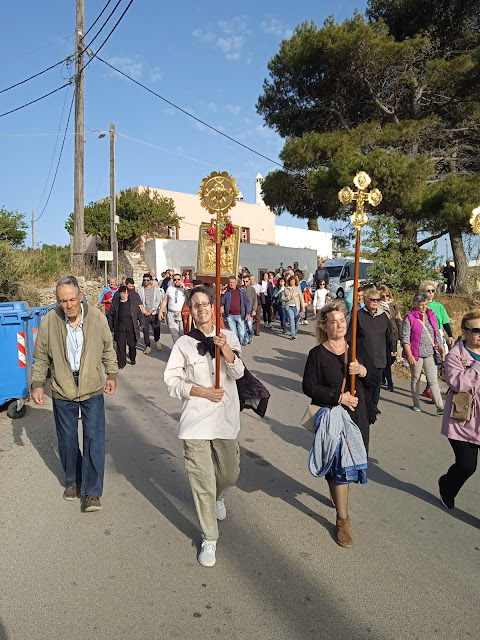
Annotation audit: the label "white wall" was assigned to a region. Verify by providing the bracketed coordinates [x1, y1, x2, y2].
[275, 226, 332, 259]
[145, 239, 318, 281]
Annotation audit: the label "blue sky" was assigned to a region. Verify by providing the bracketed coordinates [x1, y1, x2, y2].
[1, 0, 368, 247]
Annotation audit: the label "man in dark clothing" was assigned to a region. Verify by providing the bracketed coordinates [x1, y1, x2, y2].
[161, 269, 174, 292]
[240, 273, 257, 344]
[221, 276, 251, 345]
[314, 261, 330, 288]
[442, 261, 456, 293]
[107, 285, 142, 368]
[346, 287, 397, 415]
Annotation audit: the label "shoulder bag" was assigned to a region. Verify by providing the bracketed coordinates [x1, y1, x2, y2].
[420, 318, 443, 365]
[450, 391, 473, 421]
[301, 345, 348, 432]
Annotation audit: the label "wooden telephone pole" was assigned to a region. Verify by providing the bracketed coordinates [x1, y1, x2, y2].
[31, 210, 35, 250]
[72, 0, 85, 270]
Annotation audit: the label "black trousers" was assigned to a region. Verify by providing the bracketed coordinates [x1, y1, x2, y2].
[142, 314, 160, 347]
[116, 329, 137, 367]
[262, 300, 272, 324]
[441, 439, 479, 498]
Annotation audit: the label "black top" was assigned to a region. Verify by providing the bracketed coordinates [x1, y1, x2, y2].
[117, 299, 133, 331]
[346, 308, 396, 369]
[302, 343, 379, 453]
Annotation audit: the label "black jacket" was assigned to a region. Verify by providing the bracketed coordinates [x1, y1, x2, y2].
[346, 307, 396, 369]
[107, 296, 142, 341]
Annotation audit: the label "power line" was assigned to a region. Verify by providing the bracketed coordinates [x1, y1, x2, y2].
[82, 0, 113, 40]
[0, 81, 72, 118]
[34, 88, 71, 213]
[0, 33, 74, 66]
[0, 58, 69, 95]
[36, 90, 75, 222]
[116, 132, 214, 167]
[84, 0, 134, 70]
[93, 54, 283, 168]
[83, 0, 125, 50]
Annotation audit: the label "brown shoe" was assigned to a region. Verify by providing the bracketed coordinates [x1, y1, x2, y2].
[336, 516, 354, 548]
[84, 495, 103, 512]
[63, 485, 81, 501]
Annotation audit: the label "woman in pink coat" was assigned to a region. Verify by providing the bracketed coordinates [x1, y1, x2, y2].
[439, 311, 480, 509]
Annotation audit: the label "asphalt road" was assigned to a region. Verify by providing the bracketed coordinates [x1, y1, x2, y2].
[0, 320, 479, 640]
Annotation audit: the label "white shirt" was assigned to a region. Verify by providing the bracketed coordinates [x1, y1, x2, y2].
[252, 283, 262, 295]
[165, 285, 186, 312]
[313, 289, 329, 310]
[65, 304, 84, 372]
[164, 329, 245, 439]
[261, 280, 268, 293]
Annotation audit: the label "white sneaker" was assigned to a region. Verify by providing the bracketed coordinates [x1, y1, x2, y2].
[303, 320, 309, 325]
[198, 540, 217, 567]
[155, 341, 162, 351]
[144, 346, 151, 355]
[215, 498, 226, 520]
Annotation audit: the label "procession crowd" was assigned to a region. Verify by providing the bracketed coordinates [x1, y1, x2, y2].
[29, 261, 480, 567]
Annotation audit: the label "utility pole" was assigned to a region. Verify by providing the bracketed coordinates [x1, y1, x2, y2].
[73, 0, 85, 270]
[31, 210, 35, 250]
[110, 123, 118, 280]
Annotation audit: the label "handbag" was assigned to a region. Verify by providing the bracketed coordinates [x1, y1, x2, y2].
[301, 346, 348, 432]
[420, 318, 443, 365]
[450, 391, 473, 421]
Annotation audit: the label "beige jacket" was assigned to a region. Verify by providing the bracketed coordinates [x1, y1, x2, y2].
[284, 286, 306, 312]
[32, 304, 118, 401]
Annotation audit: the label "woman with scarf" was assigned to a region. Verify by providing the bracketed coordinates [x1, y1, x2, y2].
[402, 292, 445, 413]
[164, 285, 244, 568]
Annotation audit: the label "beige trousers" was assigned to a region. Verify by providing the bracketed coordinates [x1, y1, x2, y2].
[409, 355, 443, 408]
[182, 438, 240, 541]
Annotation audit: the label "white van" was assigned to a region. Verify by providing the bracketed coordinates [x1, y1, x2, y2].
[323, 258, 373, 298]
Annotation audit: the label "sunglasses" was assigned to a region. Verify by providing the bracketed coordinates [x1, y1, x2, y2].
[381, 294, 390, 299]
[425, 289, 435, 293]
[173, 278, 182, 282]
[465, 327, 480, 335]
[369, 298, 381, 302]
[318, 283, 326, 286]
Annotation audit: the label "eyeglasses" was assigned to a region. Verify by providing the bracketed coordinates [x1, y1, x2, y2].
[318, 283, 326, 286]
[192, 302, 210, 310]
[173, 278, 182, 282]
[464, 327, 480, 335]
[369, 298, 381, 302]
[425, 289, 435, 293]
[381, 294, 390, 299]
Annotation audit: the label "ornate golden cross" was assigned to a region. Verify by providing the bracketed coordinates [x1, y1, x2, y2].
[338, 171, 382, 230]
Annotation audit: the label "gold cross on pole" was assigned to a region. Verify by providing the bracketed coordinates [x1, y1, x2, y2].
[338, 171, 382, 395]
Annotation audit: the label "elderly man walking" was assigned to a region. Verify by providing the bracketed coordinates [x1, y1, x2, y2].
[221, 276, 251, 346]
[31, 275, 118, 512]
[139, 273, 164, 354]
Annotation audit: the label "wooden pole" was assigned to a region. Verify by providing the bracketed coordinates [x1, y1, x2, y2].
[215, 216, 221, 388]
[73, 0, 85, 271]
[349, 228, 361, 395]
[31, 210, 35, 250]
[109, 123, 118, 280]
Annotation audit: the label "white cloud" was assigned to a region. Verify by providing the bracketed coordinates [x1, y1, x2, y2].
[225, 103, 241, 116]
[150, 67, 163, 82]
[107, 56, 143, 80]
[207, 102, 218, 112]
[260, 18, 293, 39]
[193, 16, 251, 61]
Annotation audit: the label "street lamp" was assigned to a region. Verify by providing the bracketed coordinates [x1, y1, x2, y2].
[98, 125, 118, 279]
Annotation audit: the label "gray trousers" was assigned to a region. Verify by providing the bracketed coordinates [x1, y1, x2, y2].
[409, 355, 443, 408]
[167, 311, 184, 343]
[182, 439, 240, 541]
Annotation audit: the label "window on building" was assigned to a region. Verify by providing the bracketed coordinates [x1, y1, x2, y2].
[167, 226, 176, 239]
[241, 227, 250, 243]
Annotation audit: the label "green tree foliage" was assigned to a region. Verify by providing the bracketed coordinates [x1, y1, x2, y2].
[65, 188, 180, 250]
[257, 9, 480, 290]
[364, 217, 438, 309]
[0, 207, 27, 247]
[0, 240, 23, 301]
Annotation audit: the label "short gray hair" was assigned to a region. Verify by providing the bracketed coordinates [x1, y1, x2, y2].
[185, 285, 215, 309]
[413, 291, 428, 306]
[56, 275, 81, 294]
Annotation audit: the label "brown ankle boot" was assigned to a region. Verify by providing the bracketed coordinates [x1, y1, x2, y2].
[336, 516, 354, 548]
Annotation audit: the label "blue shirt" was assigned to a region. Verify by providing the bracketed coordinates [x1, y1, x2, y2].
[65, 304, 84, 372]
[466, 346, 480, 361]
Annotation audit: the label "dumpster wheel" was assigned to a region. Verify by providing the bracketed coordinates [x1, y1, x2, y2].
[7, 401, 27, 419]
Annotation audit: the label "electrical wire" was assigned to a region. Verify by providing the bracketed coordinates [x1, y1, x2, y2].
[0, 33, 74, 66]
[35, 89, 75, 222]
[83, 0, 134, 69]
[0, 58, 69, 95]
[82, 0, 113, 40]
[34, 87, 70, 213]
[82, 0, 125, 51]
[0, 81, 72, 118]
[116, 132, 214, 167]
[93, 54, 283, 168]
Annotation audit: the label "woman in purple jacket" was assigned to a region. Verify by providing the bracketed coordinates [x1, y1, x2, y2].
[438, 311, 480, 509]
[402, 292, 445, 413]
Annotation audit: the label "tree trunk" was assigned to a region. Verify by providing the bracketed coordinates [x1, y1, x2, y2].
[449, 230, 469, 294]
[397, 217, 418, 244]
[308, 217, 319, 231]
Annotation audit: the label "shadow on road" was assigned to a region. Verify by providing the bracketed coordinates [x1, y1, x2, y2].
[0, 619, 8, 640]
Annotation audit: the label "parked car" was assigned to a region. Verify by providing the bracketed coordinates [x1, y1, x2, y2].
[324, 258, 373, 298]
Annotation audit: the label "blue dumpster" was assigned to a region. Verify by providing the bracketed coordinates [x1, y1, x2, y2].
[0, 301, 34, 419]
[29, 305, 55, 361]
